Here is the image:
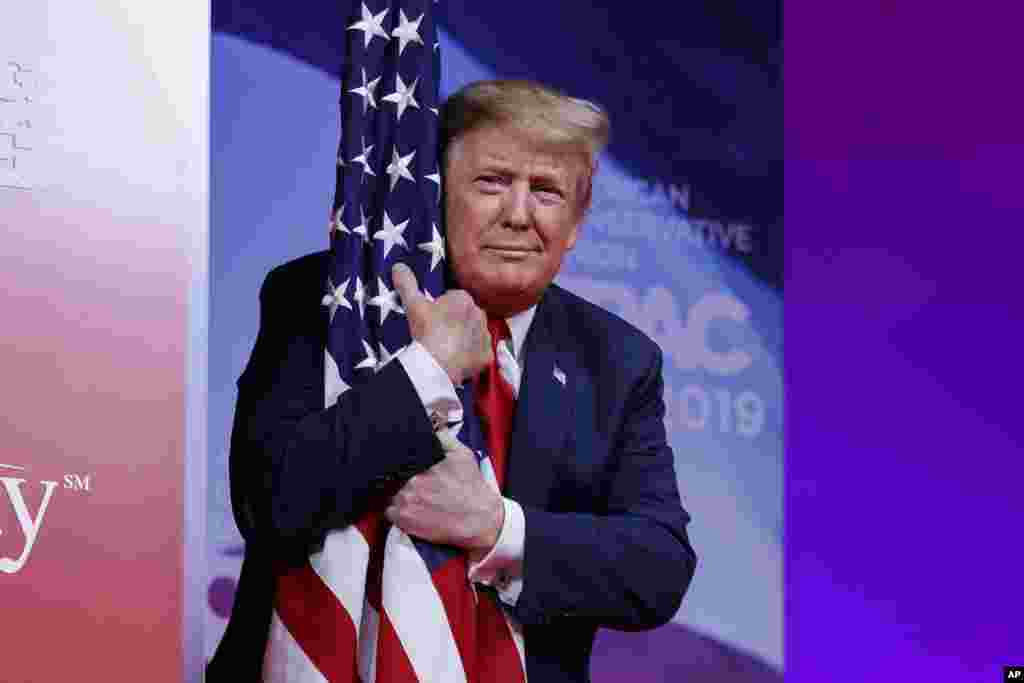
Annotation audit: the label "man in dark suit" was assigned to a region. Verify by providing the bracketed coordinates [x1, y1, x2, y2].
[210, 80, 697, 681]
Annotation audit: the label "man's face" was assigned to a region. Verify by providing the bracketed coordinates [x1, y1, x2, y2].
[444, 124, 587, 316]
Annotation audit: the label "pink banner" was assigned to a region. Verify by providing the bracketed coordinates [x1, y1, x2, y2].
[2, 2, 208, 678]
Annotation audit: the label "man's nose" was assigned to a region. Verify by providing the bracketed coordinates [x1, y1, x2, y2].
[500, 184, 531, 230]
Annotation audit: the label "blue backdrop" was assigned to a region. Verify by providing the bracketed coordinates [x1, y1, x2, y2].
[207, 3, 782, 678]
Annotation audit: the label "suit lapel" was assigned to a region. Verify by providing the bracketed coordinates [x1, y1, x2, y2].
[505, 287, 573, 509]
[315, 253, 330, 400]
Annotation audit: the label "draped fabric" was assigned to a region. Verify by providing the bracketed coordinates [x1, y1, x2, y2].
[262, 2, 527, 681]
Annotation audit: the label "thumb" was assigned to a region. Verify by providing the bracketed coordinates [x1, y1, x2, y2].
[391, 263, 426, 318]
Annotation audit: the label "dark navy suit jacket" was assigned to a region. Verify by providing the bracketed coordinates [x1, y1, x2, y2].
[208, 251, 697, 682]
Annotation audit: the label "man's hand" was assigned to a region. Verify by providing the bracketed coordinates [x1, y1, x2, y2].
[385, 435, 504, 555]
[391, 263, 492, 385]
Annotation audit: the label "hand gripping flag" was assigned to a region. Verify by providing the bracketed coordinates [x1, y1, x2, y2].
[262, 2, 527, 681]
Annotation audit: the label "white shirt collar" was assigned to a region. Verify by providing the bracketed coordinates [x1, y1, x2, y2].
[503, 305, 537, 361]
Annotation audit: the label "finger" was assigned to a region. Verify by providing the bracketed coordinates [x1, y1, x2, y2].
[391, 263, 426, 317]
[449, 447, 480, 470]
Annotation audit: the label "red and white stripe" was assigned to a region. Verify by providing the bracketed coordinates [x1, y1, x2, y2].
[262, 364, 526, 683]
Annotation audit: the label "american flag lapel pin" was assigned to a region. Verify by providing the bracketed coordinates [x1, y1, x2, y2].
[552, 364, 566, 387]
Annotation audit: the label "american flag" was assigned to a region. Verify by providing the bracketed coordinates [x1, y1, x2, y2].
[262, 2, 527, 681]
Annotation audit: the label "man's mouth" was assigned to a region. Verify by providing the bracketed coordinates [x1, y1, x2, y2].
[484, 246, 536, 260]
[484, 245, 536, 253]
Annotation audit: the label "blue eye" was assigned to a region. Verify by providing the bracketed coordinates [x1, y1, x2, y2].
[476, 176, 505, 192]
[534, 188, 565, 203]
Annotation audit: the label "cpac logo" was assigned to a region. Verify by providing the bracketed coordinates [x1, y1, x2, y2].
[0, 474, 57, 574]
[674, 292, 752, 375]
[558, 275, 755, 375]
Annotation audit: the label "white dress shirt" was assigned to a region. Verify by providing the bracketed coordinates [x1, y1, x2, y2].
[395, 305, 536, 606]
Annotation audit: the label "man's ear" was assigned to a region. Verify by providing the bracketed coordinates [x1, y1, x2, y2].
[575, 160, 597, 221]
[567, 168, 593, 252]
[566, 221, 581, 251]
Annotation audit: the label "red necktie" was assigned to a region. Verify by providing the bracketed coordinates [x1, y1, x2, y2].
[475, 316, 516, 489]
[473, 316, 522, 681]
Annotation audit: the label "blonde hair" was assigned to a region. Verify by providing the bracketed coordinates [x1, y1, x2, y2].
[440, 80, 610, 211]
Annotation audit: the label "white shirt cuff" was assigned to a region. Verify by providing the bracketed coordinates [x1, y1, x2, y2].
[468, 497, 525, 606]
[397, 341, 462, 426]
[400, 341, 524, 606]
